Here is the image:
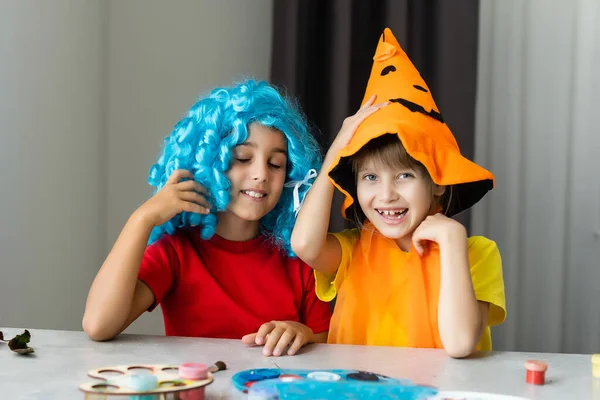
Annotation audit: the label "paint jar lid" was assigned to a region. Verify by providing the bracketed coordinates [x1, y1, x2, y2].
[307, 371, 342, 381]
[279, 374, 303, 382]
[179, 362, 208, 380]
[238, 369, 281, 382]
[128, 372, 158, 391]
[347, 371, 380, 381]
[525, 360, 547, 372]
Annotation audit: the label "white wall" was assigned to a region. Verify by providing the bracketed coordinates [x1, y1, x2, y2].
[106, 0, 274, 335]
[473, 0, 600, 354]
[0, 0, 274, 334]
[0, 0, 108, 331]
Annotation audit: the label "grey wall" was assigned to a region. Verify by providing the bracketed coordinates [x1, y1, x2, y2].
[473, 0, 600, 354]
[0, 0, 108, 331]
[0, 0, 274, 334]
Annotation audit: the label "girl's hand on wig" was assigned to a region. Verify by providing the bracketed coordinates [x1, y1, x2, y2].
[241, 320, 314, 357]
[326, 94, 388, 159]
[138, 169, 211, 226]
[411, 213, 467, 256]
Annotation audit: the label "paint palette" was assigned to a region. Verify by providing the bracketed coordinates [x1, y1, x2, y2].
[79, 363, 216, 399]
[232, 368, 438, 399]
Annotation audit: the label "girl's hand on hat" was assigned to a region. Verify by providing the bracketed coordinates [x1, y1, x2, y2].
[325, 94, 389, 164]
[411, 213, 467, 256]
[241, 320, 314, 357]
[134, 169, 211, 227]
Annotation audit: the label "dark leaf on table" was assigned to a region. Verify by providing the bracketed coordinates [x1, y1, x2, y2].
[8, 330, 34, 354]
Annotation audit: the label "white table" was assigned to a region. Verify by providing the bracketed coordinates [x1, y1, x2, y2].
[0, 328, 597, 399]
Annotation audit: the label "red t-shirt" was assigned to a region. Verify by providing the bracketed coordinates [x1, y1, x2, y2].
[138, 227, 331, 338]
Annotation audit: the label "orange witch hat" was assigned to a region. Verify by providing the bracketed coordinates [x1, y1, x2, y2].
[328, 28, 494, 219]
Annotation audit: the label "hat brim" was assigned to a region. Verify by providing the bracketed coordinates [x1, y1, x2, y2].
[327, 105, 494, 219]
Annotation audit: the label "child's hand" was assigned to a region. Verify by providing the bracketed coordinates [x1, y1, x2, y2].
[241, 321, 315, 357]
[326, 95, 388, 161]
[412, 213, 467, 256]
[135, 169, 211, 227]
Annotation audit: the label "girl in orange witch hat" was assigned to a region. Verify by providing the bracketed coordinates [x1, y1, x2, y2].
[291, 28, 506, 358]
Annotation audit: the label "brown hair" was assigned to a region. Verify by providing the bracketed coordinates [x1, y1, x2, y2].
[347, 134, 452, 226]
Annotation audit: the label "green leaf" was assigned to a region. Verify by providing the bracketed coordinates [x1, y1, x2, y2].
[8, 330, 34, 354]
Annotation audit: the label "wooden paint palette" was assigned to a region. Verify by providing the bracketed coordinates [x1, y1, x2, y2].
[79, 364, 213, 398]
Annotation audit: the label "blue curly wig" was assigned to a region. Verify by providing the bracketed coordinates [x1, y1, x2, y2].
[147, 79, 322, 256]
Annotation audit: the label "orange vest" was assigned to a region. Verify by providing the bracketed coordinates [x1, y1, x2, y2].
[328, 224, 443, 348]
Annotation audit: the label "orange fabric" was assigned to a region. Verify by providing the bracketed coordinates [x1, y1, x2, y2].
[327, 223, 443, 348]
[327, 28, 495, 218]
[317, 226, 506, 349]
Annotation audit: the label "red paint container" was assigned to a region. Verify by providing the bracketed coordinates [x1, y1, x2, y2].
[525, 360, 547, 385]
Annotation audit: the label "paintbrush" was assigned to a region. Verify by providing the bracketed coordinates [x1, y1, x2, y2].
[208, 361, 227, 374]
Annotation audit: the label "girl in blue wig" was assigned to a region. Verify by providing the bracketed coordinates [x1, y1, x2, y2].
[84, 79, 330, 357]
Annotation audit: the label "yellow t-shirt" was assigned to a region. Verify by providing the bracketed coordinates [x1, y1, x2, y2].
[314, 227, 506, 350]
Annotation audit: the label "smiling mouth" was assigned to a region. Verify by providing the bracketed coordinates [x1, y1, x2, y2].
[376, 208, 408, 219]
[241, 190, 266, 199]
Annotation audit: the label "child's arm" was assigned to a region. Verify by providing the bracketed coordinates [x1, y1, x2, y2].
[289, 163, 340, 276]
[82, 170, 210, 341]
[412, 213, 486, 358]
[313, 331, 329, 343]
[82, 215, 155, 341]
[291, 95, 386, 275]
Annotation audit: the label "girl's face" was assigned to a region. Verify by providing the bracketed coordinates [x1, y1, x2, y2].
[356, 156, 445, 250]
[222, 122, 288, 226]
